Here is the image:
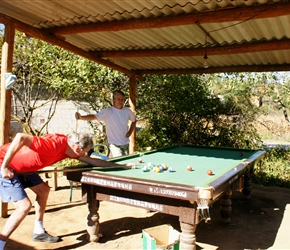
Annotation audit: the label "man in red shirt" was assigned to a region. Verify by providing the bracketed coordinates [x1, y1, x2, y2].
[0, 132, 134, 249]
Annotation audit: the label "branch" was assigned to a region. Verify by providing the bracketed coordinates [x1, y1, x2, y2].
[272, 82, 290, 125]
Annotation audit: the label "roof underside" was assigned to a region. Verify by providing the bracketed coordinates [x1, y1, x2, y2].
[0, 0, 290, 78]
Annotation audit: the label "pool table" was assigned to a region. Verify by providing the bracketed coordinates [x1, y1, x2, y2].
[66, 145, 265, 250]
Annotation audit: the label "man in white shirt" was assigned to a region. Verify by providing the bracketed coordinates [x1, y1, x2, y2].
[75, 90, 136, 157]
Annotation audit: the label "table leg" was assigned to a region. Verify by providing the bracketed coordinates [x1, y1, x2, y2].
[1, 201, 8, 218]
[84, 185, 101, 242]
[220, 186, 232, 223]
[242, 174, 251, 197]
[179, 221, 197, 250]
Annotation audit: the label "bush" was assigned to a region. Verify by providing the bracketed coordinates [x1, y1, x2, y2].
[136, 74, 261, 151]
[252, 147, 290, 188]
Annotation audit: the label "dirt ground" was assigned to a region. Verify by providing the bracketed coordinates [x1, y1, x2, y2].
[1, 175, 290, 250]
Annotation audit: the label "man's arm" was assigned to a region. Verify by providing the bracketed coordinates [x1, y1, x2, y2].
[75, 112, 97, 121]
[78, 155, 135, 169]
[126, 120, 136, 138]
[1, 133, 33, 178]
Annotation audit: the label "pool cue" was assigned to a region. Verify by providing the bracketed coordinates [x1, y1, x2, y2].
[74, 107, 79, 167]
[20, 164, 142, 175]
[75, 107, 79, 133]
[37, 166, 130, 173]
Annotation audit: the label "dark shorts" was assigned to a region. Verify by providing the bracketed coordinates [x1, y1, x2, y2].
[0, 169, 43, 202]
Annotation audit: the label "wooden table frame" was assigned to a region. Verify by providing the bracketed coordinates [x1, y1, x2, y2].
[73, 150, 265, 250]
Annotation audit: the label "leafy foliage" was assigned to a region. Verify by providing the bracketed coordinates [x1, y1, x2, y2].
[11, 34, 63, 135]
[4, 31, 127, 136]
[253, 147, 290, 188]
[136, 74, 262, 150]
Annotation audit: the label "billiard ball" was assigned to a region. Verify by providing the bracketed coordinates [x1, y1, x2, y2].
[161, 163, 168, 170]
[142, 166, 148, 172]
[240, 152, 243, 156]
[187, 166, 192, 171]
[169, 167, 174, 172]
[147, 162, 152, 167]
[138, 158, 143, 163]
[159, 165, 164, 171]
[207, 170, 213, 175]
[155, 166, 161, 173]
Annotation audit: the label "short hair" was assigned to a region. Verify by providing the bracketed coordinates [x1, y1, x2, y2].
[113, 90, 125, 99]
[67, 133, 94, 149]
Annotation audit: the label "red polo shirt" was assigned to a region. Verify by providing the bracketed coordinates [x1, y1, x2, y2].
[0, 134, 69, 172]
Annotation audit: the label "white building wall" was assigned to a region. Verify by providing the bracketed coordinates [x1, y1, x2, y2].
[11, 100, 102, 137]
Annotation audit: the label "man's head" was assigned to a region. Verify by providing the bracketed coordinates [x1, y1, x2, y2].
[113, 90, 126, 109]
[67, 133, 94, 157]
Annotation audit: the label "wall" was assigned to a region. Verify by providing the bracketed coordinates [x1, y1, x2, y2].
[10, 100, 101, 137]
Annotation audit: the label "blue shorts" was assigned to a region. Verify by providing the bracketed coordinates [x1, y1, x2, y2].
[0, 169, 43, 202]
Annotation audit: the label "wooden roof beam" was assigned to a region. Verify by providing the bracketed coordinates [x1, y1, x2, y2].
[138, 64, 290, 75]
[96, 39, 290, 58]
[47, 2, 290, 35]
[0, 14, 144, 80]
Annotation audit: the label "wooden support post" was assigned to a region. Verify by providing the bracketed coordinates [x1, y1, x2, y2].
[0, 22, 15, 218]
[129, 75, 136, 154]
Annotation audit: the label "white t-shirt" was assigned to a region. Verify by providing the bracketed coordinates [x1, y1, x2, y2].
[95, 106, 136, 145]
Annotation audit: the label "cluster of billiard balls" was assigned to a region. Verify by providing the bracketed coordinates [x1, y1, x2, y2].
[141, 162, 174, 173]
[138, 158, 213, 175]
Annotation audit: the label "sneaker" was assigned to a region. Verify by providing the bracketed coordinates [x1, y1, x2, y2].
[32, 231, 59, 243]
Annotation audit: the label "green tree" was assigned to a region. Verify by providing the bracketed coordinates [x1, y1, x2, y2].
[208, 72, 290, 143]
[136, 74, 262, 150]
[1, 30, 127, 136]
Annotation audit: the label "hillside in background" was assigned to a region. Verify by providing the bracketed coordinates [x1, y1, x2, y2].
[256, 112, 290, 146]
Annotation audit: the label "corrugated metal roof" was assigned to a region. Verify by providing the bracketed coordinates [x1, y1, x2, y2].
[0, 0, 290, 76]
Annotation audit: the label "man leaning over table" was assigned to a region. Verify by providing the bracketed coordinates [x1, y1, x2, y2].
[0, 132, 135, 250]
